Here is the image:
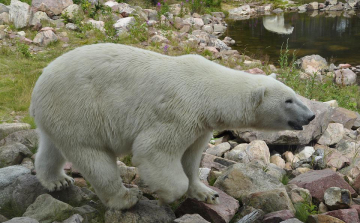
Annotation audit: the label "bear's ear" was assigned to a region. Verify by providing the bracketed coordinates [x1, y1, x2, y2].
[252, 87, 265, 108]
[269, 73, 277, 79]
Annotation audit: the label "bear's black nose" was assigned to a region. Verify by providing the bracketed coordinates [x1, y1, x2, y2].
[308, 114, 315, 122]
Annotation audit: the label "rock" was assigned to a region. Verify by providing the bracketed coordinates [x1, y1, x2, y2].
[117, 3, 135, 17]
[325, 0, 338, 5]
[353, 112, 360, 129]
[324, 148, 350, 170]
[173, 214, 210, 223]
[324, 100, 339, 107]
[243, 188, 295, 214]
[202, 24, 213, 34]
[49, 184, 94, 207]
[198, 168, 211, 183]
[31, 0, 73, 17]
[213, 24, 226, 33]
[273, 8, 283, 13]
[211, 12, 225, 18]
[298, 4, 308, 11]
[9, 0, 31, 29]
[339, 63, 351, 69]
[246, 68, 266, 75]
[263, 210, 295, 223]
[174, 17, 183, 30]
[307, 2, 319, 10]
[193, 18, 204, 29]
[335, 69, 357, 86]
[228, 5, 251, 19]
[0, 4, 9, 14]
[87, 19, 105, 32]
[200, 153, 236, 171]
[280, 219, 303, 223]
[61, 214, 84, 223]
[0, 12, 10, 25]
[10, 174, 48, 214]
[33, 29, 58, 46]
[3, 217, 39, 223]
[270, 154, 285, 168]
[113, 17, 135, 32]
[118, 165, 137, 184]
[65, 23, 78, 31]
[62, 4, 80, 20]
[296, 55, 327, 75]
[23, 194, 75, 223]
[214, 161, 283, 200]
[307, 214, 345, 223]
[327, 2, 344, 10]
[104, 200, 175, 223]
[232, 96, 333, 145]
[266, 163, 286, 180]
[222, 37, 235, 46]
[0, 129, 38, 151]
[175, 186, 239, 223]
[330, 107, 358, 129]
[325, 208, 360, 222]
[0, 166, 30, 208]
[29, 11, 49, 26]
[21, 157, 34, 170]
[0, 143, 33, 167]
[205, 142, 231, 157]
[74, 205, 99, 222]
[179, 24, 191, 33]
[0, 123, 31, 141]
[283, 151, 300, 163]
[224, 143, 248, 162]
[289, 169, 357, 203]
[317, 123, 344, 146]
[169, 3, 181, 16]
[324, 187, 351, 210]
[295, 146, 315, 160]
[150, 35, 169, 44]
[288, 187, 312, 205]
[318, 202, 328, 213]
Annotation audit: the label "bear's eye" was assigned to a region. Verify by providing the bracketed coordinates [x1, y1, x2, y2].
[285, 99, 293, 104]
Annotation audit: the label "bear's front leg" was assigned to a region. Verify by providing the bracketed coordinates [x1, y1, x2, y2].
[182, 132, 220, 204]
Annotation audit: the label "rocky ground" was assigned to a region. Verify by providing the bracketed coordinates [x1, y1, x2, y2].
[1, 0, 360, 223]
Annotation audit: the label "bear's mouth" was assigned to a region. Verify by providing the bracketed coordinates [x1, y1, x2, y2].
[288, 121, 303, 130]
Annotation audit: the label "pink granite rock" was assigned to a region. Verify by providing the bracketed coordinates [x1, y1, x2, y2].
[175, 186, 239, 223]
[262, 210, 294, 223]
[288, 169, 357, 203]
[325, 208, 360, 223]
[31, 0, 73, 17]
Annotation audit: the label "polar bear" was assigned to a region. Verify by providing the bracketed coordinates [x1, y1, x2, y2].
[30, 43, 315, 210]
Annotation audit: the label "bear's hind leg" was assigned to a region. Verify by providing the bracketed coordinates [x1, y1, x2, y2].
[35, 130, 74, 191]
[64, 148, 142, 210]
[182, 132, 219, 204]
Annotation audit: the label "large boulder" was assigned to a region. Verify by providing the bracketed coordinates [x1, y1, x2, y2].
[330, 107, 358, 129]
[173, 214, 210, 223]
[0, 129, 38, 151]
[296, 55, 328, 75]
[0, 166, 30, 210]
[33, 28, 58, 46]
[0, 143, 33, 167]
[289, 169, 357, 203]
[31, 0, 73, 17]
[29, 11, 50, 26]
[213, 161, 284, 200]
[0, 123, 31, 141]
[232, 96, 333, 145]
[9, 0, 31, 29]
[323, 187, 351, 210]
[23, 194, 75, 223]
[317, 123, 344, 146]
[104, 200, 176, 223]
[224, 141, 270, 164]
[335, 69, 357, 86]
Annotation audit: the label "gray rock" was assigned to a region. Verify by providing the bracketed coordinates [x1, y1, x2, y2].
[205, 142, 231, 157]
[49, 184, 95, 207]
[243, 188, 295, 214]
[0, 12, 10, 25]
[0, 4, 9, 14]
[0, 143, 33, 167]
[0, 123, 31, 141]
[325, 0, 338, 5]
[3, 217, 39, 223]
[211, 12, 225, 18]
[327, 2, 344, 10]
[29, 11, 49, 26]
[280, 219, 303, 223]
[74, 205, 99, 223]
[200, 153, 237, 171]
[213, 24, 226, 33]
[10, 174, 48, 214]
[173, 214, 210, 223]
[62, 4, 80, 20]
[174, 17, 183, 30]
[61, 214, 84, 223]
[9, 0, 31, 29]
[0, 129, 38, 151]
[232, 96, 333, 145]
[33, 29, 58, 46]
[214, 161, 283, 200]
[104, 200, 176, 223]
[296, 54, 328, 74]
[324, 187, 351, 210]
[298, 4, 308, 11]
[318, 123, 344, 146]
[23, 194, 75, 223]
[113, 17, 135, 32]
[31, 0, 73, 17]
[335, 68, 357, 86]
[307, 2, 319, 10]
[202, 24, 213, 34]
[65, 23, 79, 31]
[273, 8, 283, 13]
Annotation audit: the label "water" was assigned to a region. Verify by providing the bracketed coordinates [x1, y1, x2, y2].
[225, 11, 360, 66]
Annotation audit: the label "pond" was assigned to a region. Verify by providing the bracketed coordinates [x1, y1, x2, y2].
[225, 11, 360, 66]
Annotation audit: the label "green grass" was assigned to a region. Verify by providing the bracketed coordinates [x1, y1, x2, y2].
[294, 201, 318, 222]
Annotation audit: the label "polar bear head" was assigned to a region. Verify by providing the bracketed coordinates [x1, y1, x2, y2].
[250, 76, 315, 131]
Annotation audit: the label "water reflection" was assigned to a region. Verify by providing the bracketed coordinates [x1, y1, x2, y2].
[263, 14, 294, 34]
[226, 11, 360, 65]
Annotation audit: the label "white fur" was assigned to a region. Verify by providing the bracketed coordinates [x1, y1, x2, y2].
[30, 43, 314, 209]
